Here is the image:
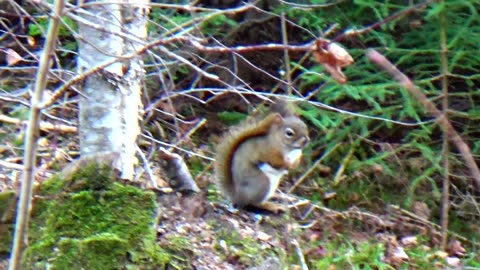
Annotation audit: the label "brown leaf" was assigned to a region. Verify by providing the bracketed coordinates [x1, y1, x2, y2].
[256, 231, 272, 241]
[446, 257, 461, 267]
[6, 48, 22, 65]
[27, 36, 36, 46]
[412, 201, 430, 220]
[400, 236, 418, 247]
[312, 38, 354, 84]
[447, 240, 466, 257]
[390, 247, 409, 264]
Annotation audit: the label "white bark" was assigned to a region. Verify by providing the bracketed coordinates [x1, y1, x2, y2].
[77, 1, 148, 179]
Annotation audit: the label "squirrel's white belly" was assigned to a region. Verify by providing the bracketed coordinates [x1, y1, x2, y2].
[258, 163, 287, 201]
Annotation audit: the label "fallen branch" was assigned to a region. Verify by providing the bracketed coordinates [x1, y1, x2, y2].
[367, 49, 480, 194]
[0, 115, 77, 133]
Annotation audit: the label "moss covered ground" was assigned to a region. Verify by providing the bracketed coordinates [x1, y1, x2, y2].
[2, 161, 170, 269]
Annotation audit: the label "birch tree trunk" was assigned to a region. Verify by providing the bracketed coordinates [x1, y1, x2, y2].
[77, 1, 148, 180]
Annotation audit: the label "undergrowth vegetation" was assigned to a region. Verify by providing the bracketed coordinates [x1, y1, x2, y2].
[150, 0, 480, 266]
[149, 0, 480, 240]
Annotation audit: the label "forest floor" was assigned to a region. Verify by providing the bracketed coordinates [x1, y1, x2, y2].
[0, 162, 477, 269]
[153, 187, 473, 269]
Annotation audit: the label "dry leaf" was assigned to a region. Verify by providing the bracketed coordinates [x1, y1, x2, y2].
[391, 247, 409, 263]
[6, 48, 22, 66]
[400, 236, 418, 247]
[27, 36, 36, 46]
[38, 137, 49, 147]
[370, 163, 384, 174]
[434, 250, 449, 259]
[256, 231, 272, 241]
[324, 191, 337, 200]
[446, 257, 461, 267]
[447, 240, 466, 257]
[412, 201, 430, 220]
[312, 38, 354, 84]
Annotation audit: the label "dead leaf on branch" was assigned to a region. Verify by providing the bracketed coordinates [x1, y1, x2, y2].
[312, 38, 354, 84]
[5, 48, 22, 66]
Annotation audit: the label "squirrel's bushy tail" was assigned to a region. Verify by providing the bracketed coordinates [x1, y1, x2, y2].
[214, 132, 237, 200]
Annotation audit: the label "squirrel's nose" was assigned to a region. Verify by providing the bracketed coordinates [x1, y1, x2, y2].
[295, 135, 309, 148]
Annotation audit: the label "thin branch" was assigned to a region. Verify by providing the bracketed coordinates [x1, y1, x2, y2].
[367, 49, 480, 194]
[135, 144, 157, 188]
[190, 39, 315, 54]
[289, 142, 342, 193]
[439, 2, 450, 250]
[278, 0, 346, 9]
[335, 0, 435, 42]
[280, 13, 293, 95]
[0, 115, 77, 133]
[40, 35, 208, 109]
[292, 239, 309, 270]
[9, 0, 65, 269]
[163, 88, 436, 126]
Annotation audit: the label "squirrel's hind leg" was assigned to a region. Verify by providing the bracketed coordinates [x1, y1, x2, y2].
[232, 174, 286, 214]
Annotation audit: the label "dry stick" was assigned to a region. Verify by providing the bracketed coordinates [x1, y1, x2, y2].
[280, 13, 293, 96]
[439, 3, 450, 250]
[288, 142, 341, 193]
[40, 36, 201, 109]
[135, 144, 158, 189]
[8, 0, 65, 269]
[0, 115, 77, 133]
[334, 0, 435, 43]
[168, 118, 207, 152]
[291, 239, 309, 270]
[190, 39, 314, 54]
[367, 49, 480, 194]
[333, 142, 356, 186]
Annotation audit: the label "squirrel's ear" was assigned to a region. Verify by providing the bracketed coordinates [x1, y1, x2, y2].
[270, 98, 296, 117]
[271, 113, 284, 125]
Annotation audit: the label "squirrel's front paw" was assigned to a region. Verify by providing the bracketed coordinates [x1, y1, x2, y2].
[285, 149, 303, 169]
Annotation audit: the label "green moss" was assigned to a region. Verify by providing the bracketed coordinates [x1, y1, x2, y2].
[0, 190, 16, 254]
[21, 160, 169, 269]
[215, 227, 279, 267]
[54, 233, 128, 270]
[0, 224, 14, 254]
[0, 190, 16, 216]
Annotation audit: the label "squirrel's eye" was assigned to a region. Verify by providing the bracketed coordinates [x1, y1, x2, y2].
[285, 128, 295, 138]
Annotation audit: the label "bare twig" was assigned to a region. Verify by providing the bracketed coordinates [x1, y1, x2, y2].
[367, 49, 480, 194]
[335, 0, 435, 42]
[278, 0, 346, 9]
[135, 144, 157, 188]
[9, 0, 65, 269]
[141, 133, 214, 161]
[333, 141, 356, 186]
[40, 36, 202, 109]
[0, 114, 77, 133]
[289, 142, 341, 193]
[169, 118, 207, 152]
[291, 239, 309, 270]
[439, 2, 450, 250]
[162, 89, 436, 126]
[280, 13, 293, 95]
[190, 39, 314, 54]
[0, 160, 24, 171]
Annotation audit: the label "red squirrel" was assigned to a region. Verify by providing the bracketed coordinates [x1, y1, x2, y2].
[215, 103, 309, 213]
